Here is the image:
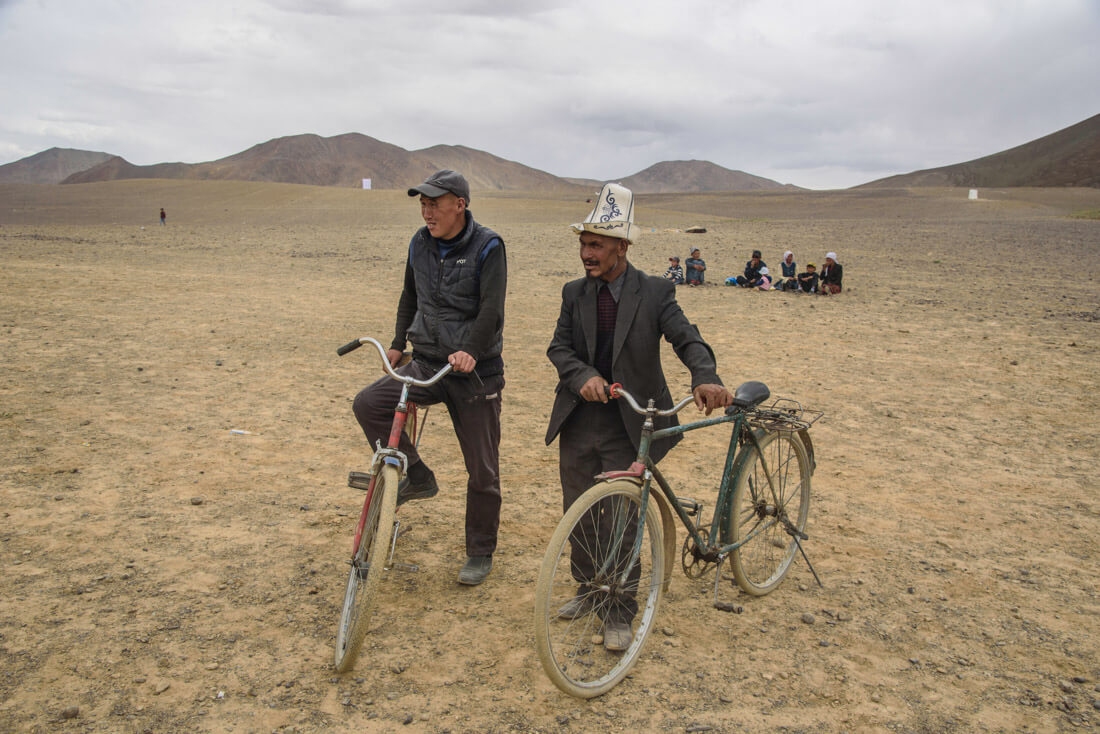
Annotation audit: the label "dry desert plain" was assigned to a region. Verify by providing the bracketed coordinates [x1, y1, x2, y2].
[1, 180, 1099, 733]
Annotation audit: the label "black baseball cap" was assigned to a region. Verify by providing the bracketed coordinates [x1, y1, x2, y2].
[408, 169, 470, 203]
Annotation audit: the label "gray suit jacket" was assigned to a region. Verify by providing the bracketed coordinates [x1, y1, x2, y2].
[545, 263, 723, 464]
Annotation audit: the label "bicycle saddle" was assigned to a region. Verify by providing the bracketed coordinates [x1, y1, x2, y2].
[728, 381, 770, 412]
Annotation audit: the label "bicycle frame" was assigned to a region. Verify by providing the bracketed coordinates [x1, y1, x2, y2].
[601, 391, 789, 588]
[338, 337, 452, 555]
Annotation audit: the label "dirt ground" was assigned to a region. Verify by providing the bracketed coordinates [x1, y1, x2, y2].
[1, 181, 1098, 733]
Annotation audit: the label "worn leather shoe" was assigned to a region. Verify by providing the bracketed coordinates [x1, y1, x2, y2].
[457, 555, 493, 585]
[396, 468, 439, 506]
[557, 590, 596, 619]
[603, 620, 633, 652]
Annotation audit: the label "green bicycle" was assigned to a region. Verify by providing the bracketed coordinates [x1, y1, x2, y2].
[534, 380, 822, 698]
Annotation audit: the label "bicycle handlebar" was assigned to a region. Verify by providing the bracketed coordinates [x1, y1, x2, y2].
[337, 337, 453, 386]
[607, 383, 696, 417]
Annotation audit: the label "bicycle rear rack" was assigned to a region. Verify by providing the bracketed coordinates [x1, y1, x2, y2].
[747, 398, 824, 432]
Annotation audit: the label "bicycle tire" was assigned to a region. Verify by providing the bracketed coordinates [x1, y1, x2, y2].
[727, 431, 811, 596]
[334, 463, 398, 671]
[534, 480, 664, 698]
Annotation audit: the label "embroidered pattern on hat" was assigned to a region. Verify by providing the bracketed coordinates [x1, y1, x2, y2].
[599, 193, 622, 223]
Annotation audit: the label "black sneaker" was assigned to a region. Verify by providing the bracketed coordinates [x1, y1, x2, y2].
[396, 467, 439, 506]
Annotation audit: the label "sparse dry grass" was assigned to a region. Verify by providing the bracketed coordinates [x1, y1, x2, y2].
[2, 181, 1099, 733]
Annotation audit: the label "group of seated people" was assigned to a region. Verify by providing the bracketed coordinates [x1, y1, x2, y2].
[663, 247, 843, 294]
[663, 248, 709, 287]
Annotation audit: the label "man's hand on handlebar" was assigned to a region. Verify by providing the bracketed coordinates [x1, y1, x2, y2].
[693, 383, 734, 416]
[579, 375, 610, 403]
[386, 349, 404, 369]
[448, 350, 477, 374]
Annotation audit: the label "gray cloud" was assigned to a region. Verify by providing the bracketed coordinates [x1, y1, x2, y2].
[1, 0, 1097, 188]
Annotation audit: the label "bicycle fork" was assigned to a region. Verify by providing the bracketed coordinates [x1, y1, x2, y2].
[591, 477, 654, 604]
[748, 431, 823, 589]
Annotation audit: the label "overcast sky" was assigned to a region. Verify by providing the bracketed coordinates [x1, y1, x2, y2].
[1, 0, 1097, 189]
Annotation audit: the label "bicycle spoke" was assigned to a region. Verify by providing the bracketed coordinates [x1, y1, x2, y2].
[728, 433, 811, 596]
[535, 481, 664, 698]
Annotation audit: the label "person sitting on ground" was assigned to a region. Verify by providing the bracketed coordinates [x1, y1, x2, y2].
[735, 250, 767, 287]
[775, 250, 797, 291]
[756, 265, 772, 290]
[663, 256, 685, 285]
[819, 252, 843, 295]
[797, 262, 819, 293]
[685, 248, 706, 286]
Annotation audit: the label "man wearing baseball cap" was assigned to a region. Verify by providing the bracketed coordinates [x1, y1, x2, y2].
[353, 169, 507, 586]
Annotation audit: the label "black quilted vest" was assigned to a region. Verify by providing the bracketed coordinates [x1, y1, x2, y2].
[405, 213, 503, 364]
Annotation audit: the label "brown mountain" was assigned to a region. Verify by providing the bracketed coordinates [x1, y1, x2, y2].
[63, 133, 439, 189]
[414, 144, 576, 192]
[61, 133, 582, 191]
[617, 160, 791, 193]
[859, 113, 1100, 188]
[0, 147, 113, 184]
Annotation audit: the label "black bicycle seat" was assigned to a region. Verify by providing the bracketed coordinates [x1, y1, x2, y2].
[728, 381, 770, 412]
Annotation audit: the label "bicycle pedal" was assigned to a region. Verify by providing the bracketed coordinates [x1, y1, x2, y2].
[389, 562, 419, 573]
[347, 471, 372, 490]
[676, 496, 703, 516]
[714, 601, 744, 614]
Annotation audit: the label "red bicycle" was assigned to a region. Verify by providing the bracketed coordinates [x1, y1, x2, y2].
[332, 336, 451, 671]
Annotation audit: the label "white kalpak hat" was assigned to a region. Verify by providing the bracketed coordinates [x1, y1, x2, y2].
[572, 183, 636, 241]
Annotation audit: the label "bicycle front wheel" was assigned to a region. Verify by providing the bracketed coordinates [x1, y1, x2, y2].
[334, 463, 398, 671]
[727, 431, 811, 596]
[534, 480, 664, 698]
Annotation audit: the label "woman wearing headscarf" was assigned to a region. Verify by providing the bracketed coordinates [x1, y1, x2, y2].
[775, 250, 797, 291]
[819, 252, 843, 294]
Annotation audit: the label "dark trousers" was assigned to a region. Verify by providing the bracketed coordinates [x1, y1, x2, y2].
[353, 360, 503, 557]
[559, 401, 640, 622]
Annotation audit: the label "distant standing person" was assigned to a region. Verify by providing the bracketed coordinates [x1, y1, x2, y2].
[159, 208, 166, 226]
[819, 252, 843, 295]
[685, 248, 706, 286]
[352, 169, 507, 586]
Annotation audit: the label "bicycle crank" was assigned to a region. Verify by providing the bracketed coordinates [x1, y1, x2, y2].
[681, 534, 715, 579]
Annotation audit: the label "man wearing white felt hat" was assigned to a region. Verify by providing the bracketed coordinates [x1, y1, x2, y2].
[545, 183, 733, 651]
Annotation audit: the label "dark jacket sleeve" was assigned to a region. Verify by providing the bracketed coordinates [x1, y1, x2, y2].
[547, 280, 602, 395]
[461, 241, 507, 360]
[654, 277, 722, 389]
[389, 261, 418, 353]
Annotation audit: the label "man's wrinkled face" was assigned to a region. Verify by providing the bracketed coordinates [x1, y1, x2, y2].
[579, 232, 628, 281]
[420, 193, 466, 239]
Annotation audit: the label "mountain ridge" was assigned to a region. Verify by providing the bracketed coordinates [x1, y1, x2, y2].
[3, 113, 1097, 191]
[859, 113, 1100, 188]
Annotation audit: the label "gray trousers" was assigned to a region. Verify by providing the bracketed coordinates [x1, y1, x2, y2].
[353, 360, 503, 557]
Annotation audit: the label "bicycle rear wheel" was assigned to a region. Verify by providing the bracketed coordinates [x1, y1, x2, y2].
[727, 431, 810, 596]
[534, 480, 664, 698]
[334, 463, 398, 671]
